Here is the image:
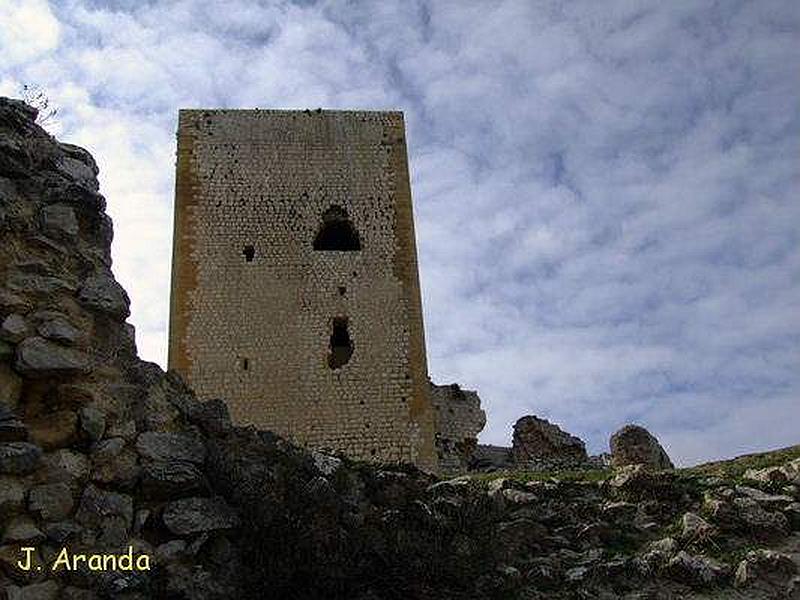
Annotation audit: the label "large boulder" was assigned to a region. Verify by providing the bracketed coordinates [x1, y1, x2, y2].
[511, 415, 588, 469]
[609, 424, 673, 470]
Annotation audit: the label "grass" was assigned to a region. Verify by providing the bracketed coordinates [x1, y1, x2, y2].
[468, 467, 613, 486]
[681, 444, 800, 480]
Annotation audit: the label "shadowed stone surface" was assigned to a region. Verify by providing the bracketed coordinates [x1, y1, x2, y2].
[162, 496, 239, 535]
[14, 337, 90, 378]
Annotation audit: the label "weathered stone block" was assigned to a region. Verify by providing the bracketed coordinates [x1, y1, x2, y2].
[0, 442, 42, 474]
[135, 431, 206, 464]
[75, 484, 133, 528]
[141, 461, 206, 499]
[0, 314, 29, 343]
[37, 317, 82, 346]
[28, 482, 74, 521]
[14, 337, 90, 378]
[77, 274, 130, 319]
[162, 496, 239, 535]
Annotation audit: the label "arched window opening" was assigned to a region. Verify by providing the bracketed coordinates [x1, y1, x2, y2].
[243, 245, 255, 262]
[313, 206, 361, 251]
[328, 316, 353, 369]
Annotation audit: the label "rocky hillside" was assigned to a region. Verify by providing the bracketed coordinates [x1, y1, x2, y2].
[0, 96, 798, 599]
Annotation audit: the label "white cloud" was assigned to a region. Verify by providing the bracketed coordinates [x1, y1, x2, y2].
[0, 0, 61, 67]
[1, 0, 798, 466]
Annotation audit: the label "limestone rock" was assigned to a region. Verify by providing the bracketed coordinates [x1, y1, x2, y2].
[312, 450, 342, 476]
[745, 458, 800, 487]
[155, 539, 187, 563]
[185, 397, 232, 435]
[0, 403, 27, 442]
[608, 463, 676, 502]
[79, 406, 105, 441]
[681, 511, 715, 542]
[136, 431, 206, 464]
[75, 484, 133, 528]
[37, 317, 82, 346]
[0, 363, 23, 408]
[42, 520, 82, 544]
[511, 415, 587, 468]
[649, 537, 678, 556]
[0, 476, 26, 516]
[0, 340, 15, 363]
[665, 551, 727, 586]
[735, 549, 797, 592]
[14, 337, 90, 378]
[0, 314, 29, 343]
[6, 272, 77, 295]
[470, 444, 513, 471]
[77, 273, 130, 319]
[6, 580, 61, 600]
[0, 290, 31, 314]
[27, 410, 78, 450]
[141, 461, 206, 499]
[609, 424, 673, 470]
[57, 145, 99, 190]
[91, 446, 140, 488]
[785, 502, 800, 529]
[162, 496, 239, 535]
[40, 203, 78, 239]
[40, 449, 89, 481]
[3, 516, 45, 543]
[0, 442, 42, 474]
[733, 497, 789, 537]
[28, 482, 74, 521]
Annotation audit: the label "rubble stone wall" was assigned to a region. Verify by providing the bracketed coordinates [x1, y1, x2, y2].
[430, 383, 486, 474]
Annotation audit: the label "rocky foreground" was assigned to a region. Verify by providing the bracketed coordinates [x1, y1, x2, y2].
[1, 96, 799, 599]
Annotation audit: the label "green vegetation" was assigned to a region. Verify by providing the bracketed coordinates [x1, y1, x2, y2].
[682, 444, 800, 480]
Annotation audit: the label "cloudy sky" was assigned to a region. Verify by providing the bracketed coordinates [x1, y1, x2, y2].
[2, 0, 798, 465]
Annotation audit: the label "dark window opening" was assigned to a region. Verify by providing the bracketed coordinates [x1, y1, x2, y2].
[338, 286, 346, 296]
[328, 317, 353, 369]
[243, 245, 255, 262]
[314, 206, 361, 251]
[241, 357, 249, 371]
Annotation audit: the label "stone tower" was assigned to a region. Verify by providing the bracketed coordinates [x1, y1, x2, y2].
[168, 109, 438, 470]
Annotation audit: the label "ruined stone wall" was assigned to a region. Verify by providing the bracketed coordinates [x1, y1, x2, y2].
[169, 110, 437, 470]
[430, 382, 486, 474]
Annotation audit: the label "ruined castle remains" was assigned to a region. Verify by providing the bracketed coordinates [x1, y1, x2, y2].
[168, 109, 483, 472]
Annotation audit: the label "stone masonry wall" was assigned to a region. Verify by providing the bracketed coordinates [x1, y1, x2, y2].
[430, 382, 486, 474]
[169, 110, 437, 470]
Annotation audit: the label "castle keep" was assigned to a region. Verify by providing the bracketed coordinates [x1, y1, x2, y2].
[169, 109, 483, 472]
